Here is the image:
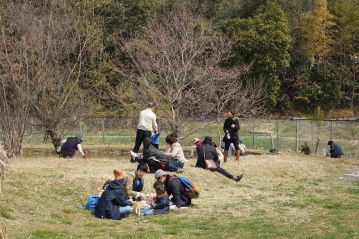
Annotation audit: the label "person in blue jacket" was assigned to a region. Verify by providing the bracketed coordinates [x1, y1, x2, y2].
[95, 169, 133, 220]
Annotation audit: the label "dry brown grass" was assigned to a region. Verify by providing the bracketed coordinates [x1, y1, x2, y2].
[0, 152, 358, 239]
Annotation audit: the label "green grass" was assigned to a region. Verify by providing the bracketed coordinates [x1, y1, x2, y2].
[0, 153, 358, 238]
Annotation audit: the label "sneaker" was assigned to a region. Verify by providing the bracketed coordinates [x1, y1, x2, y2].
[235, 174, 243, 182]
[130, 151, 138, 163]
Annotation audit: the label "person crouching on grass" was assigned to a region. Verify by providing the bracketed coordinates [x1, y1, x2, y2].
[57, 136, 87, 159]
[138, 183, 170, 216]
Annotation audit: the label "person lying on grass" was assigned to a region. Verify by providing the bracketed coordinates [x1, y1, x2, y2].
[155, 169, 191, 208]
[196, 136, 243, 182]
[95, 169, 133, 220]
[140, 137, 184, 173]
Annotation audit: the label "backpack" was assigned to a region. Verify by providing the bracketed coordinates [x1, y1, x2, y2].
[85, 195, 100, 211]
[178, 176, 199, 199]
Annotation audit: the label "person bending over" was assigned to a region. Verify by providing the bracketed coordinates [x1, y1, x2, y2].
[155, 169, 191, 208]
[57, 136, 86, 159]
[132, 102, 158, 153]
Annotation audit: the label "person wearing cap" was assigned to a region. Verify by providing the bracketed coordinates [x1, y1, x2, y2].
[132, 102, 158, 153]
[95, 169, 133, 220]
[327, 140, 344, 158]
[223, 110, 240, 163]
[190, 138, 202, 159]
[57, 136, 86, 159]
[154, 169, 191, 208]
[196, 136, 243, 182]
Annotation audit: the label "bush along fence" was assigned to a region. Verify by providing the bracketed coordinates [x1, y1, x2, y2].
[22, 118, 359, 159]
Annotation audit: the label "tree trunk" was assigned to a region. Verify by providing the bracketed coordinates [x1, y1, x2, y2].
[46, 129, 61, 152]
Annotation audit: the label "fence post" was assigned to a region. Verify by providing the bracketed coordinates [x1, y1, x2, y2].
[276, 120, 279, 150]
[102, 118, 105, 144]
[30, 117, 34, 144]
[296, 119, 299, 151]
[330, 120, 333, 140]
[252, 122, 255, 148]
[311, 120, 314, 152]
[79, 119, 83, 139]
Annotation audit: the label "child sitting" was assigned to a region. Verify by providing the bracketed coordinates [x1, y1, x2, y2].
[139, 183, 169, 216]
[132, 163, 147, 193]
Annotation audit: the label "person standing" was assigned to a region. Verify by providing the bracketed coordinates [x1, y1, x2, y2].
[132, 102, 158, 153]
[223, 110, 240, 163]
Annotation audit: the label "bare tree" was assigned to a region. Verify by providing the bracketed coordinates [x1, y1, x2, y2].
[0, 5, 33, 157]
[114, 12, 265, 135]
[1, 1, 91, 151]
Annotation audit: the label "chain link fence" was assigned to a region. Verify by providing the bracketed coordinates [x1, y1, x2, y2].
[23, 117, 359, 159]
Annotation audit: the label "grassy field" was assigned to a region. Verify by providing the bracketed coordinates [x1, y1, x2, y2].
[0, 153, 358, 239]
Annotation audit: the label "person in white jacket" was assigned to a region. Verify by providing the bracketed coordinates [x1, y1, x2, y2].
[132, 102, 158, 153]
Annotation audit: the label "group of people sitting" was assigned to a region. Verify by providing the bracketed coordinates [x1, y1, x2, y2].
[94, 166, 193, 219]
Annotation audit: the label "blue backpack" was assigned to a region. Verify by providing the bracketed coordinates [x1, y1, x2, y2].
[85, 195, 100, 210]
[178, 176, 199, 199]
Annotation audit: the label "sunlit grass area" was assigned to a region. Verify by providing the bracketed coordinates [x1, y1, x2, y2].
[0, 153, 358, 238]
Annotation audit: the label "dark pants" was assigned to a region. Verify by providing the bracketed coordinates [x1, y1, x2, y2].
[167, 160, 184, 172]
[224, 136, 240, 151]
[59, 150, 75, 158]
[216, 167, 234, 179]
[133, 129, 152, 153]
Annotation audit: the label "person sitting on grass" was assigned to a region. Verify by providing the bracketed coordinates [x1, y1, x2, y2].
[102, 164, 148, 200]
[163, 133, 186, 173]
[57, 136, 86, 159]
[196, 136, 243, 182]
[328, 140, 344, 158]
[95, 169, 133, 220]
[139, 183, 170, 216]
[155, 169, 191, 208]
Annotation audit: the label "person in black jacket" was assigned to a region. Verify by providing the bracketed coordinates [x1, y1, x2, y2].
[141, 183, 170, 216]
[142, 137, 169, 173]
[328, 140, 344, 158]
[223, 110, 240, 163]
[155, 169, 191, 208]
[196, 136, 243, 182]
[57, 136, 86, 158]
[95, 169, 133, 220]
